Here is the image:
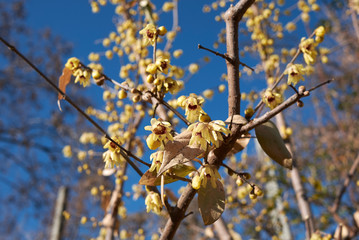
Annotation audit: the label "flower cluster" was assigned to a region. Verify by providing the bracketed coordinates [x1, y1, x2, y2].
[149, 151, 164, 173]
[144, 118, 173, 150]
[299, 37, 318, 65]
[284, 63, 306, 86]
[102, 136, 124, 168]
[192, 165, 221, 190]
[64, 57, 92, 87]
[139, 23, 157, 46]
[146, 56, 172, 75]
[177, 94, 205, 123]
[139, 24, 167, 46]
[262, 89, 283, 109]
[188, 120, 231, 151]
[144, 190, 162, 215]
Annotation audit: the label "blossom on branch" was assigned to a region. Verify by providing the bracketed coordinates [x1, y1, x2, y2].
[145, 190, 162, 215]
[177, 94, 205, 123]
[102, 136, 124, 168]
[284, 63, 306, 86]
[188, 120, 231, 151]
[262, 89, 283, 109]
[155, 57, 171, 75]
[192, 165, 221, 190]
[139, 23, 157, 46]
[149, 151, 164, 173]
[144, 118, 174, 150]
[299, 37, 318, 65]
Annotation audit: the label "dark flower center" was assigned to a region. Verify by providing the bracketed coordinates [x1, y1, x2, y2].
[188, 104, 198, 110]
[160, 61, 167, 69]
[268, 96, 275, 102]
[146, 30, 154, 39]
[153, 125, 166, 135]
[110, 142, 117, 149]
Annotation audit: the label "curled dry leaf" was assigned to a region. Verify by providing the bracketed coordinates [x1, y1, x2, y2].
[225, 114, 248, 126]
[255, 121, 293, 169]
[198, 180, 225, 225]
[139, 164, 195, 186]
[57, 66, 72, 111]
[157, 129, 204, 176]
[228, 133, 251, 156]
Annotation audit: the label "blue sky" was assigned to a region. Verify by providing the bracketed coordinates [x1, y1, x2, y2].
[6, 0, 329, 238]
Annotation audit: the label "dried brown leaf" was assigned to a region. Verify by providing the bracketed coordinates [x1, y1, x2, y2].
[57, 67, 72, 110]
[139, 164, 195, 186]
[228, 133, 251, 156]
[198, 180, 225, 225]
[157, 130, 204, 176]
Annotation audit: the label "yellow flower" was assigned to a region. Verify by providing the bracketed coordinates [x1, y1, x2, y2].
[73, 69, 91, 87]
[102, 136, 124, 168]
[139, 23, 157, 46]
[62, 145, 72, 158]
[299, 38, 318, 65]
[65, 57, 80, 71]
[145, 191, 162, 214]
[144, 118, 174, 150]
[177, 94, 205, 123]
[191, 165, 221, 189]
[188, 120, 231, 151]
[284, 63, 306, 86]
[149, 151, 164, 173]
[163, 77, 182, 94]
[155, 57, 171, 75]
[262, 89, 283, 109]
[315, 26, 326, 43]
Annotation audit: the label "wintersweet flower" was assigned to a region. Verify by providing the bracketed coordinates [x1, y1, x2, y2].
[145, 191, 162, 214]
[139, 23, 157, 46]
[73, 69, 91, 87]
[102, 136, 124, 168]
[284, 63, 306, 86]
[65, 57, 80, 71]
[299, 38, 318, 65]
[188, 120, 231, 151]
[144, 118, 173, 150]
[149, 151, 164, 173]
[177, 94, 205, 123]
[262, 89, 283, 109]
[155, 57, 171, 75]
[192, 165, 221, 190]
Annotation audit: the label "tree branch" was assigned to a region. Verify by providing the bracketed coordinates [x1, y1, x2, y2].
[331, 153, 359, 213]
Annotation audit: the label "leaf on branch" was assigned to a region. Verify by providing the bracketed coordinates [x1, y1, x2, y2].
[157, 130, 204, 176]
[139, 164, 195, 186]
[225, 114, 248, 126]
[57, 66, 72, 111]
[255, 121, 293, 169]
[198, 180, 225, 225]
[228, 133, 251, 156]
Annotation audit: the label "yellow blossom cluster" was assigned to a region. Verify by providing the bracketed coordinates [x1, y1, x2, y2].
[144, 118, 173, 150]
[102, 136, 125, 168]
[192, 165, 221, 190]
[188, 120, 231, 151]
[262, 89, 283, 109]
[177, 94, 206, 123]
[144, 190, 162, 215]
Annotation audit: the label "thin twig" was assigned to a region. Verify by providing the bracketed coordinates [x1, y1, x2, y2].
[331, 153, 359, 213]
[198, 44, 254, 71]
[0, 36, 144, 177]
